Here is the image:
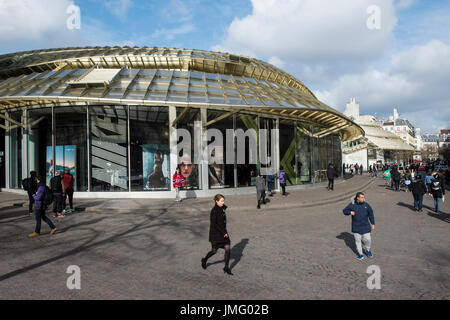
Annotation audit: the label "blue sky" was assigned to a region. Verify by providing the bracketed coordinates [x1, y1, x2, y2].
[0, 0, 449, 133]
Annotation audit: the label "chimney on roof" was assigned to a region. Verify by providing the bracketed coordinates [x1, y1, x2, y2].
[344, 98, 359, 119]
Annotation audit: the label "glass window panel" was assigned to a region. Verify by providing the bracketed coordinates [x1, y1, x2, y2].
[208, 95, 226, 104]
[205, 73, 217, 80]
[55, 106, 88, 191]
[190, 72, 203, 79]
[207, 86, 223, 94]
[125, 91, 146, 99]
[8, 111, 23, 188]
[149, 83, 169, 91]
[207, 110, 235, 189]
[157, 70, 172, 78]
[227, 97, 245, 105]
[173, 71, 189, 78]
[189, 78, 204, 85]
[130, 106, 170, 191]
[188, 94, 206, 103]
[83, 88, 106, 98]
[167, 92, 187, 101]
[90, 105, 128, 192]
[172, 77, 188, 84]
[176, 108, 201, 190]
[169, 84, 188, 92]
[236, 114, 258, 187]
[106, 89, 126, 99]
[189, 85, 205, 93]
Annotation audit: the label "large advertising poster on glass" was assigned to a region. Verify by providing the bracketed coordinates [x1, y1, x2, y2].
[208, 146, 225, 188]
[46, 145, 76, 187]
[143, 144, 170, 190]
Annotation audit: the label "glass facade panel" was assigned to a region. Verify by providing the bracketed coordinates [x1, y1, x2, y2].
[279, 119, 296, 185]
[9, 111, 22, 188]
[89, 106, 128, 191]
[28, 108, 52, 185]
[130, 106, 169, 191]
[236, 114, 258, 187]
[207, 110, 234, 189]
[55, 106, 88, 191]
[296, 123, 312, 183]
[176, 107, 200, 190]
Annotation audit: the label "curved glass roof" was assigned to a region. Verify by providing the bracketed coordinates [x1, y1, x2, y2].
[0, 46, 364, 141]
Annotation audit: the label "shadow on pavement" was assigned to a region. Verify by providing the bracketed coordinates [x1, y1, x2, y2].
[426, 211, 450, 223]
[336, 232, 358, 255]
[205, 238, 250, 271]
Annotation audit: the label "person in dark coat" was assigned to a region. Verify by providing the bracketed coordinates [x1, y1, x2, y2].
[430, 173, 445, 213]
[343, 192, 375, 260]
[24, 171, 38, 215]
[411, 175, 427, 212]
[327, 163, 337, 191]
[28, 175, 57, 237]
[201, 194, 233, 275]
[256, 173, 266, 209]
[391, 167, 401, 191]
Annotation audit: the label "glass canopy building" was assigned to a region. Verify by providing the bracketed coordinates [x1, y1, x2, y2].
[0, 47, 363, 198]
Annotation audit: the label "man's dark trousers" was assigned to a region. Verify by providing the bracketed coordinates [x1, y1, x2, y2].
[35, 207, 55, 233]
[27, 192, 35, 213]
[53, 192, 64, 213]
[64, 188, 74, 210]
[328, 178, 334, 190]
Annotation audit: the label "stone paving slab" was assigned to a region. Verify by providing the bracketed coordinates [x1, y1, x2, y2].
[0, 176, 449, 300]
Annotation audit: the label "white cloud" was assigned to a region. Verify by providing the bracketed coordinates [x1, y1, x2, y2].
[315, 40, 450, 132]
[0, 0, 75, 42]
[151, 24, 195, 41]
[103, 0, 133, 21]
[214, 0, 397, 62]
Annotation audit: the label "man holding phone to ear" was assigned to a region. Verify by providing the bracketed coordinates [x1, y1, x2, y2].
[343, 192, 375, 261]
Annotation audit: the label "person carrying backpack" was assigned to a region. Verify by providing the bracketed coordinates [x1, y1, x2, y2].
[50, 170, 65, 217]
[63, 168, 75, 214]
[279, 167, 292, 196]
[430, 173, 445, 213]
[28, 174, 57, 237]
[23, 171, 37, 215]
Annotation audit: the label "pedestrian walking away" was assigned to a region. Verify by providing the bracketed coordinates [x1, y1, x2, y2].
[327, 163, 337, 191]
[343, 192, 375, 261]
[28, 174, 57, 237]
[201, 194, 233, 275]
[23, 171, 38, 215]
[172, 167, 185, 202]
[256, 173, 266, 209]
[63, 168, 75, 214]
[266, 168, 275, 196]
[279, 167, 292, 196]
[430, 173, 445, 213]
[392, 167, 401, 191]
[411, 175, 427, 212]
[50, 170, 66, 217]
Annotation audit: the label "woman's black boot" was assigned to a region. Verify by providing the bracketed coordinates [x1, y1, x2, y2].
[201, 258, 207, 269]
[223, 266, 233, 275]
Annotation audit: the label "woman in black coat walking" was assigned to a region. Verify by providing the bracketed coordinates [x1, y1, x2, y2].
[201, 194, 233, 275]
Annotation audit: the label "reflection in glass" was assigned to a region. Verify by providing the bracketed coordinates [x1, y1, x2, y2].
[89, 106, 128, 191]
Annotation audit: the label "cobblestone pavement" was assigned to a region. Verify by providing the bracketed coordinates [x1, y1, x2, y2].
[0, 176, 449, 300]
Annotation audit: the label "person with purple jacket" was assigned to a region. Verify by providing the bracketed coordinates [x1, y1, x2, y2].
[279, 166, 292, 197]
[28, 174, 57, 238]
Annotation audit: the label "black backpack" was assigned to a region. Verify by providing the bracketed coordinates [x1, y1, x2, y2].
[43, 186, 54, 206]
[50, 176, 62, 193]
[431, 180, 441, 191]
[22, 178, 30, 191]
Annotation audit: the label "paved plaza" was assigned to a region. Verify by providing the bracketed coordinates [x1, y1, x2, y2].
[0, 175, 449, 300]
